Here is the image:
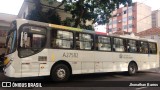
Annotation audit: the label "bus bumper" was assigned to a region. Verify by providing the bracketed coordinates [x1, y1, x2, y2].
[3, 65, 20, 78]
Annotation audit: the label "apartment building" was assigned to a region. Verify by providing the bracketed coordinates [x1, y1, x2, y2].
[107, 2, 152, 34]
[152, 10, 160, 27]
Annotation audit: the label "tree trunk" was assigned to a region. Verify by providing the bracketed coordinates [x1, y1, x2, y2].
[33, 0, 49, 22]
[46, 0, 65, 18]
[74, 10, 84, 27]
[33, 0, 66, 23]
[73, 0, 85, 27]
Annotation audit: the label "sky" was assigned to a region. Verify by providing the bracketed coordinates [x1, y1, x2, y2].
[0, 0, 24, 15]
[0, 0, 159, 15]
[133, 0, 160, 10]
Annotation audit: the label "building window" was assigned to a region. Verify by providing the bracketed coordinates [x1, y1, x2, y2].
[117, 13, 121, 16]
[108, 28, 112, 32]
[123, 17, 127, 22]
[112, 20, 117, 24]
[128, 7, 132, 13]
[128, 16, 133, 20]
[123, 25, 127, 29]
[112, 28, 117, 31]
[123, 10, 127, 14]
[128, 24, 133, 28]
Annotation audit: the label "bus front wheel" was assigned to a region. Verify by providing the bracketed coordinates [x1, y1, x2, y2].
[128, 62, 138, 75]
[51, 64, 70, 82]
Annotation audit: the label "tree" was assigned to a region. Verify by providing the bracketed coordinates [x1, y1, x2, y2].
[63, 0, 132, 27]
[27, 8, 61, 24]
[29, 0, 132, 29]
[27, 0, 61, 25]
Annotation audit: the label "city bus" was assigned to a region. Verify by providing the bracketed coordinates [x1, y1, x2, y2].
[3, 19, 159, 81]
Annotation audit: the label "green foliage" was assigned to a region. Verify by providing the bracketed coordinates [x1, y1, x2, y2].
[63, 0, 132, 26]
[27, 8, 61, 25]
[30, 0, 132, 29]
[61, 17, 74, 27]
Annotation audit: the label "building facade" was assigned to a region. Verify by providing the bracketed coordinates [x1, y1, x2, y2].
[107, 2, 152, 34]
[18, 0, 72, 21]
[0, 13, 17, 55]
[152, 10, 160, 28]
[18, 0, 93, 28]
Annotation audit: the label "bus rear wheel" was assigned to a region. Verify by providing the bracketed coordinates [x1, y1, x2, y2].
[51, 64, 70, 82]
[128, 62, 138, 75]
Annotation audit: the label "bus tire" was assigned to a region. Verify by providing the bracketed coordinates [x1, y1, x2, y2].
[128, 62, 138, 75]
[51, 64, 70, 82]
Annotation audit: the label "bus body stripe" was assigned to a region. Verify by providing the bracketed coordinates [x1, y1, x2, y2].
[49, 24, 82, 32]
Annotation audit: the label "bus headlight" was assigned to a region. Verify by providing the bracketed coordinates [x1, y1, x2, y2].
[4, 57, 9, 65]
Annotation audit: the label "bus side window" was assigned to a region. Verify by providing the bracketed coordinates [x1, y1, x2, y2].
[51, 30, 73, 49]
[51, 30, 59, 48]
[76, 36, 80, 49]
[140, 41, 148, 54]
[113, 38, 125, 52]
[76, 33, 93, 50]
[127, 39, 138, 53]
[97, 36, 111, 51]
[149, 42, 157, 54]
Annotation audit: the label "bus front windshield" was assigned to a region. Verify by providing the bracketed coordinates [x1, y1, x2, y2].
[6, 30, 17, 54]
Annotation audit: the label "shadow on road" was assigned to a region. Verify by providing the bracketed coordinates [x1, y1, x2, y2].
[0, 71, 149, 82]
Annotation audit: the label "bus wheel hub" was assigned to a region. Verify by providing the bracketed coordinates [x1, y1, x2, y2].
[57, 68, 66, 79]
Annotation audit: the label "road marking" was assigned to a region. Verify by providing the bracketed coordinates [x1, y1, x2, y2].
[136, 87, 147, 90]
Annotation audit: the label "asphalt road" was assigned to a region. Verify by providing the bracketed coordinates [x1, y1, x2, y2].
[0, 68, 160, 90]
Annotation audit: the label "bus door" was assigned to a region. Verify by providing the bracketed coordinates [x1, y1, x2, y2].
[148, 42, 157, 68]
[139, 41, 149, 69]
[21, 57, 39, 77]
[19, 26, 47, 77]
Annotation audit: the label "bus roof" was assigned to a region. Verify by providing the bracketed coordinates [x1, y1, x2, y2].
[16, 19, 157, 43]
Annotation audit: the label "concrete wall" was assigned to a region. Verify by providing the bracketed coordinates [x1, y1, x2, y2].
[136, 2, 152, 33]
[152, 10, 160, 28]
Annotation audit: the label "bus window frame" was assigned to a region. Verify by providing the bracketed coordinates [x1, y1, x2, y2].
[50, 29, 74, 49]
[148, 42, 157, 54]
[112, 37, 127, 52]
[95, 35, 112, 52]
[139, 40, 149, 54]
[75, 32, 94, 51]
[126, 39, 139, 53]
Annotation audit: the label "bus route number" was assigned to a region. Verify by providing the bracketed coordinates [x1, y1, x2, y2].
[63, 52, 78, 58]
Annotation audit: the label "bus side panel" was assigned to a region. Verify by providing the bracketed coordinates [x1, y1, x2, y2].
[48, 49, 95, 74]
[4, 51, 22, 77]
[95, 52, 129, 72]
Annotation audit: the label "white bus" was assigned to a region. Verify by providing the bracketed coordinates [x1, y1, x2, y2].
[3, 19, 159, 81]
